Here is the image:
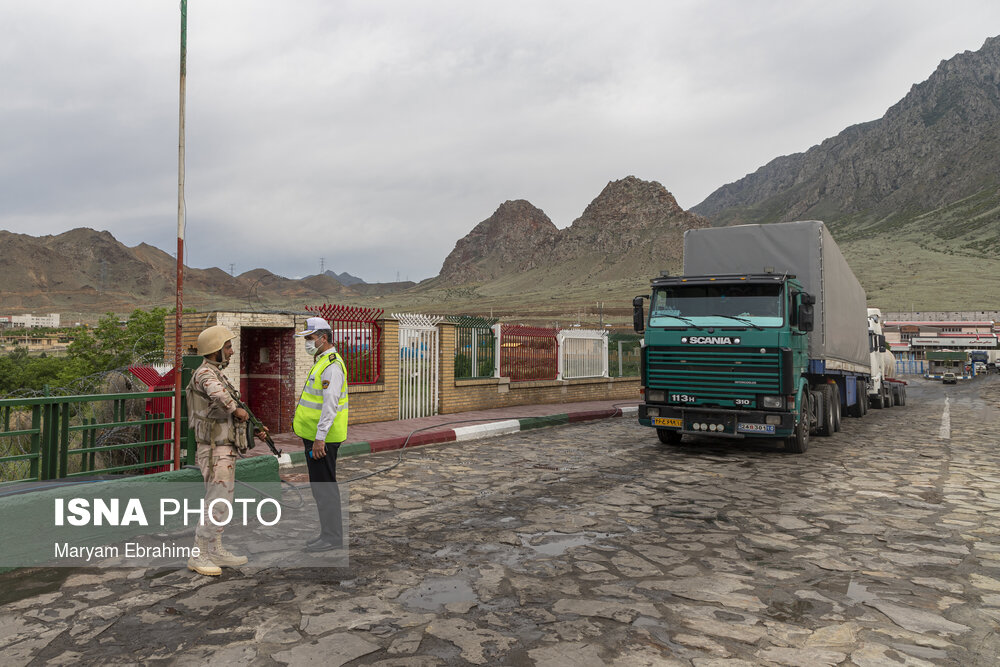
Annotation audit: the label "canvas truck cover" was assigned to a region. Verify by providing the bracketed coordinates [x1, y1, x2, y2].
[682, 220, 869, 368]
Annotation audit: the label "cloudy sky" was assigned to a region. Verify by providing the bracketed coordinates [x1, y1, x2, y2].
[3, 1, 1000, 283]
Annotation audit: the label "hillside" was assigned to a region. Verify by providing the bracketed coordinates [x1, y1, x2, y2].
[692, 35, 1000, 259]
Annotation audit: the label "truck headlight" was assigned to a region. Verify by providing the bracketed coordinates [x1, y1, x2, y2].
[647, 390, 666, 403]
[761, 395, 783, 409]
[646, 407, 660, 417]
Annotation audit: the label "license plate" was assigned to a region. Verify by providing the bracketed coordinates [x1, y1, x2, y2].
[653, 417, 682, 428]
[737, 422, 775, 434]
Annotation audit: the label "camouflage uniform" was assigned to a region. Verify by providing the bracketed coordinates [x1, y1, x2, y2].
[186, 358, 239, 540]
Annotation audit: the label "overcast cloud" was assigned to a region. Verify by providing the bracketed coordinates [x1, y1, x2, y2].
[2, 1, 999, 283]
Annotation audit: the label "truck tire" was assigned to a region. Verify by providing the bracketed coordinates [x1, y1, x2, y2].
[831, 385, 842, 432]
[892, 384, 905, 406]
[897, 385, 906, 406]
[885, 385, 894, 408]
[860, 381, 868, 416]
[656, 429, 682, 446]
[786, 398, 810, 453]
[871, 387, 884, 409]
[818, 387, 835, 437]
[848, 379, 865, 418]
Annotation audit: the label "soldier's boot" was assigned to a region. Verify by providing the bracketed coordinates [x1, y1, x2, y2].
[187, 538, 222, 576]
[209, 534, 248, 567]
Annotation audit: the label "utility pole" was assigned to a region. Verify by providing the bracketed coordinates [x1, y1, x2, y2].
[229, 263, 235, 276]
[320, 257, 325, 274]
[172, 0, 187, 472]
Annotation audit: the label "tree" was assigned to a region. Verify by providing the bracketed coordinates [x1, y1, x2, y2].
[67, 308, 168, 373]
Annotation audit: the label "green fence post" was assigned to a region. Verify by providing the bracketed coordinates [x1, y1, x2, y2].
[30, 405, 41, 481]
[58, 402, 70, 479]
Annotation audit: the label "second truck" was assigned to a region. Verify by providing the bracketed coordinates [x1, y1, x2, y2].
[634, 220, 902, 453]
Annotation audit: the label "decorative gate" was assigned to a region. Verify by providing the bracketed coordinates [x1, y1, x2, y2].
[393, 314, 444, 419]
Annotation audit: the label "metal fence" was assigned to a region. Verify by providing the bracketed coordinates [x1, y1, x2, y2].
[0, 391, 175, 483]
[450, 315, 497, 379]
[306, 303, 384, 385]
[609, 334, 642, 377]
[896, 360, 926, 375]
[395, 313, 443, 419]
[558, 329, 608, 379]
[497, 325, 558, 382]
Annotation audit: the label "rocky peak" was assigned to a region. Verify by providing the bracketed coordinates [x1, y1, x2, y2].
[557, 176, 709, 256]
[438, 200, 559, 281]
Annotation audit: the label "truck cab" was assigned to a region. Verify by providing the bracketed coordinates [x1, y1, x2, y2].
[634, 271, 816, 451]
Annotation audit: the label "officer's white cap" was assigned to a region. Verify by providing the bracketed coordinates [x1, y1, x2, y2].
[295, 316, 332, 336]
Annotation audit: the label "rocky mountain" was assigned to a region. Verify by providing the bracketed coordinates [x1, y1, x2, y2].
[438, 200, 560, 282]
[435, 177, 709, 289]
[692, 35, 1000, 257]
[323, 270, 366, 286]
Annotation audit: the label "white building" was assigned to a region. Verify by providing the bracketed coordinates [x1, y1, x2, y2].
[9, 313, 61, 328]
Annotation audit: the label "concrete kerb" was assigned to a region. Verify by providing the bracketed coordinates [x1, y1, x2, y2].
[280, 405, 639, 468]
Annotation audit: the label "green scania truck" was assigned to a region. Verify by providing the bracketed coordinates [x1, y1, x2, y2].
[633, 220, 882, 453]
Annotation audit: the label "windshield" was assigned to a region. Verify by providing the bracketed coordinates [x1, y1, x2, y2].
[650, 283, 784, 328]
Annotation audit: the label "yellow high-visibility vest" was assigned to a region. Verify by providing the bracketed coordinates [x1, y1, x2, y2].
[293, 350, 349, 443]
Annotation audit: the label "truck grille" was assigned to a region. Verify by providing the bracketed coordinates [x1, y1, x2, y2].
[647, 346, 781, 407]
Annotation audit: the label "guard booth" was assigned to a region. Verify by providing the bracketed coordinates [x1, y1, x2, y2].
[239, 327, 297, 435]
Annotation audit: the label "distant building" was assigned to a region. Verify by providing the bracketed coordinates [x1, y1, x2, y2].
[0, 316, 10, 329]
[883, 317, 997, 361]
[8, 313, 61, 329]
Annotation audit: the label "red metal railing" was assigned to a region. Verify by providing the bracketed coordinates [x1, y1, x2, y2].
[305, 304, 384, 385]
[500, 325, 558, 382]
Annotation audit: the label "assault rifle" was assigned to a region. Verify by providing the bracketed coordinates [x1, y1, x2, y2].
[228, 392, 283, 457]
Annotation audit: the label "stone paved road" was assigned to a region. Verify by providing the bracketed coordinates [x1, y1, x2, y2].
[2, 375, 1000, 666]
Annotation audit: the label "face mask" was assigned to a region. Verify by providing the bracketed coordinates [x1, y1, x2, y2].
[304, 340, 318, 356]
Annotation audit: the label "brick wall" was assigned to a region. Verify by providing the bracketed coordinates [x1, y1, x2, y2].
[437, 321, 639, 413]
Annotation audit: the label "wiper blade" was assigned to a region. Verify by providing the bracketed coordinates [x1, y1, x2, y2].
[656, 314, 704, 330]
[708, 313, 763, 330]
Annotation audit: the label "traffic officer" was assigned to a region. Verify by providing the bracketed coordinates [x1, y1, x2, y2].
[294, 316, 349, 552]
[185, 325, 252, 576]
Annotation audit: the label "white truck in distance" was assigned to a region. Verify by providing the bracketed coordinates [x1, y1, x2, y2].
[867, 308, 907, 408]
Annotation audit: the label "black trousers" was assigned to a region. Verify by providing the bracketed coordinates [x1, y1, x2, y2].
[303, 438, 343, 545]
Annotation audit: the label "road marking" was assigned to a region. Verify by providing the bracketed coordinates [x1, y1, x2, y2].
[938, 397, 950, 440]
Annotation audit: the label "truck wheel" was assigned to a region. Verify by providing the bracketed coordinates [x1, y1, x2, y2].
[818, 387, 835, 437]
[831, 386, 842, 431]
[897, 385, 906, 406]
[848, 379, 865, 418]
[885, 385, 894, 408]
[786, 398, 810, 453]
[871, 388, 884, 409]
[656, 429, 682, 445]
[893, 384, 905, 406]
[860, 381, 868, 416]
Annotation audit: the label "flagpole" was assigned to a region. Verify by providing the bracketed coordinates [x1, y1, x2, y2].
[173, 0, 187, 471]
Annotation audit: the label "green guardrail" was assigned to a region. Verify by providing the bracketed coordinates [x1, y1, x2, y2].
[0, 391, 178, 483]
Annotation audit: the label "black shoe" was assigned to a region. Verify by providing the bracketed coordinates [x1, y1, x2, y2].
[305, 535, 324, 547]
[304, 539, 343, 553]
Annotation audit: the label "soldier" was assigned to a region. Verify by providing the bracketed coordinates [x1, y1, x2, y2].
[185, 325, 259, 576]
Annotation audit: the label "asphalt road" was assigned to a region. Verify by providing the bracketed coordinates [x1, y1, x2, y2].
[2, 374, 1000, 665]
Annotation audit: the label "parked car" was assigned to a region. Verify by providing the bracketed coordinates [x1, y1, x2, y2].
[942, 372, 958, 384]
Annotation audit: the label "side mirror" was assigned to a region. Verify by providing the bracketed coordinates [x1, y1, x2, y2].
[798, 303, 814, 332]
[878, 334, 886, 353]
[632, 296, 646, 333]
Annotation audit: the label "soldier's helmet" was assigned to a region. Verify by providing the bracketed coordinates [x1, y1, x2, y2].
[197, 325, 236, 356]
